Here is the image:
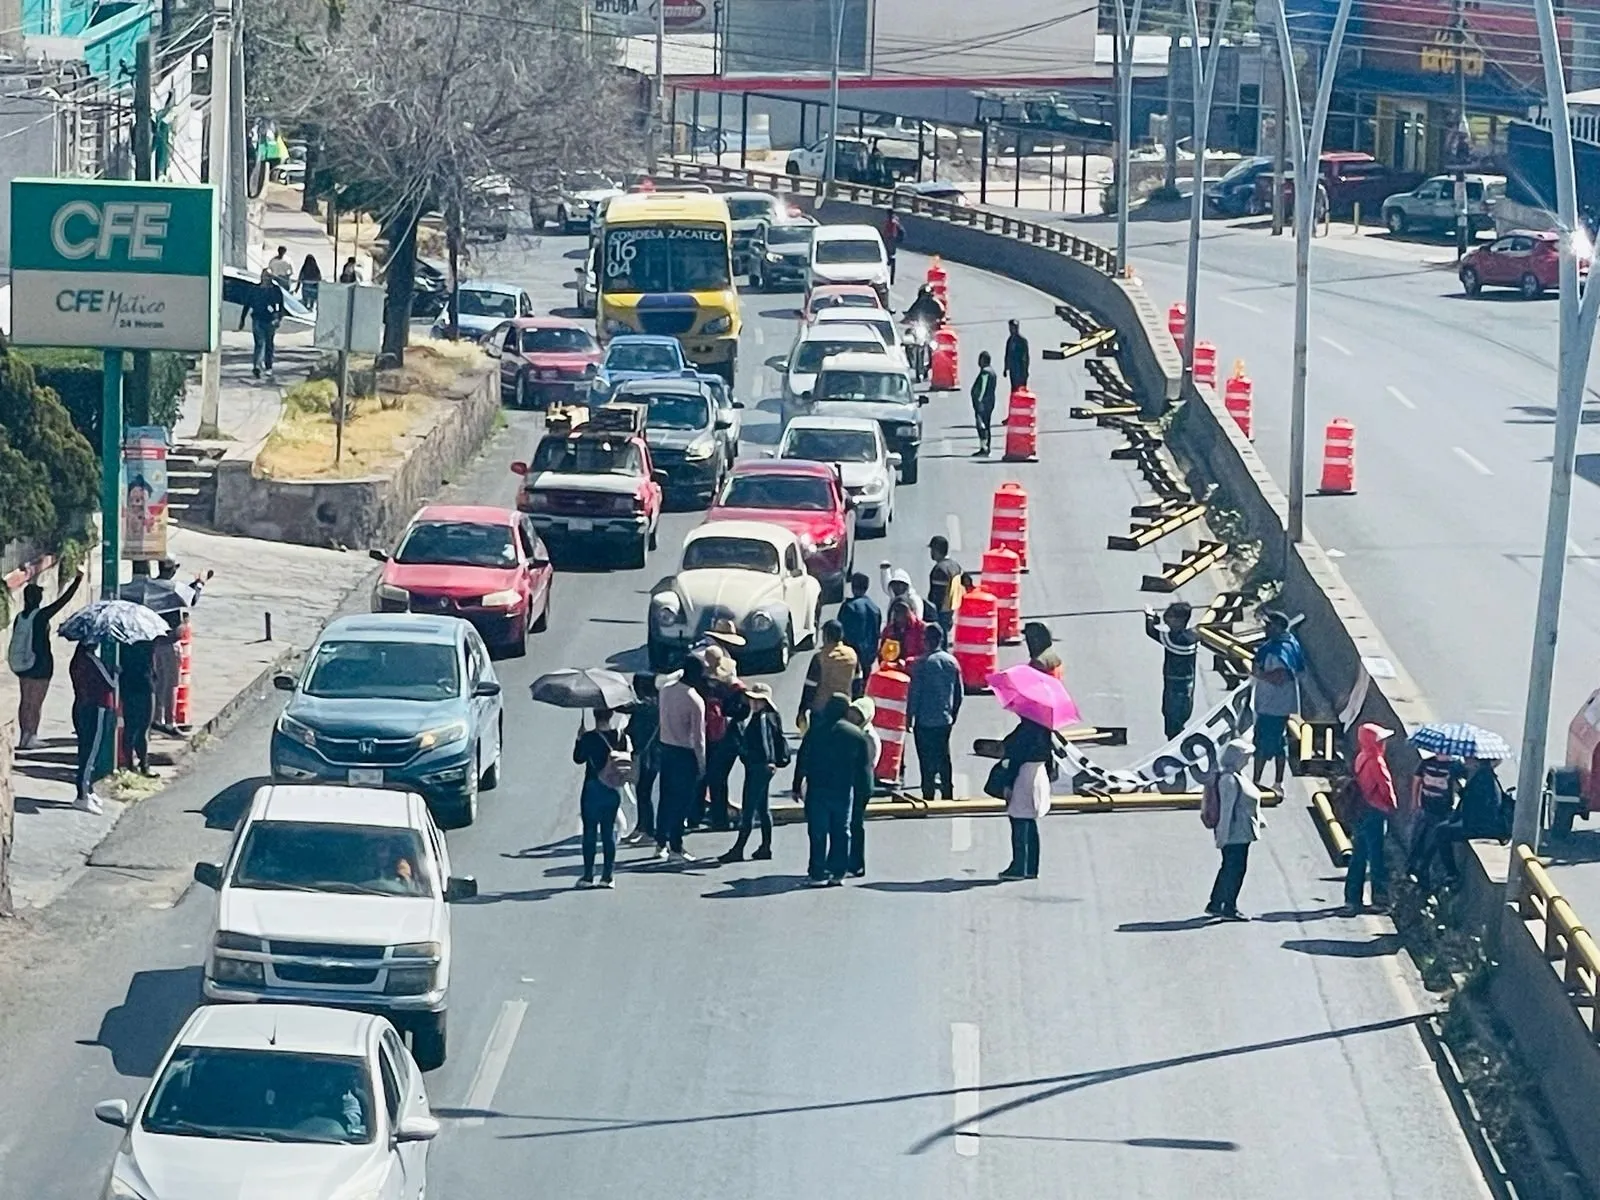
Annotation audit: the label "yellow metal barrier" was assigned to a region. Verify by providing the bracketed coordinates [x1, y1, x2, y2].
[1310, 789, 1353, 866]
[1513, 844, 1600, 1039]
[768, 789, 1281, 825]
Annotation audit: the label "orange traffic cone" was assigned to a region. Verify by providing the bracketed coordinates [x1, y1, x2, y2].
[1319, 419, 1356, 493]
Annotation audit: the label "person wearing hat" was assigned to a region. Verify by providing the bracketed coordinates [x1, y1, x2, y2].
[843, 697, 881, 876]
[689, 630, 749, 831]
[720, 682, 789, 862]
[1343, 722, 1399, 916]
[1205, 737, 1262, 921]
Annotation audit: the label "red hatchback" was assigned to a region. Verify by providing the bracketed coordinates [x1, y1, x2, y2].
[706, 460, 855, 601]
[1460, 229, 1590, 299]
[372, 505, 554, 657]
[494, 317, 601, 409]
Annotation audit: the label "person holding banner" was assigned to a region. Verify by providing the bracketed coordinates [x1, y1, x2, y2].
[1205, 738, 1263, 921]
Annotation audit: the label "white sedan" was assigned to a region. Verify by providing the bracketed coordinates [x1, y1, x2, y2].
[648, 520, 822, 673]
[95, 1004, 438, 1200]
[811, 306, 913, 374]
[775, 416, 897, 536]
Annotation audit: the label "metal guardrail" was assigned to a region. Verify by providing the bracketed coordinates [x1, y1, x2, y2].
[654, 158, 1120, 278]
[1513, 844, 1600, 1040]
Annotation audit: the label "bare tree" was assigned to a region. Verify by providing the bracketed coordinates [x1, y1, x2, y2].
[248, 0, 641, 359]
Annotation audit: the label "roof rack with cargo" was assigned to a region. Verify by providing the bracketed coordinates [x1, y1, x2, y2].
[591, 403, 649, 435]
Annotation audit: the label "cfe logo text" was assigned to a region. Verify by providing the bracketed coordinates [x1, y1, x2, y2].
[50, 200, 171, 262]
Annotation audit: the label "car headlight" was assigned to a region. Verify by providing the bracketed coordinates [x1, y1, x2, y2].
[602, 318, 629, 336]
[385, 966, 437, 996]
[417, 721, 469, 751]
[212, 957, 265, 985]
[480, 588, 521, 608]
[813, 533, 840, 551]
[651, 594, 684, 625]
[523, 491, 550, 512]
[277, 714, 318, 749]
[393, 940, 442, 959]
[701, 315, 732, 335]
[684, 436, 716, 461]
[859, 478, 887, 499]
[377, 582, 408, 604]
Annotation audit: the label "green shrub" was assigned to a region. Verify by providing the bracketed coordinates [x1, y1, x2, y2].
[308, 351, 376, 398]
[285, 379, 339, 414]
[16, 348, 189, 450]
[0, 349, 99, 543]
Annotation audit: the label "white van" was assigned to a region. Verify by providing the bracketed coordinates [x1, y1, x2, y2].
[808, 225, 890, 306]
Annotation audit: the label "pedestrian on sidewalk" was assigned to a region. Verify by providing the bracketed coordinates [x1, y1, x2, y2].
[572, 706, 632, 888]
[1003, 318, 1030, 390]
[119, 637, 157, 776]
[844, 697, 880, 876]
[970, 351, 998, 456]
[1204, 737, 1262, 921]
[720, 682, 789, 863]
[838, 574, 881, 695]
[907, 624, 962, 801]
[266, 245, 294, 287]
[339, 257, 360, 283]
[1250, 611, 1303, 788]
[1431, 756, 1511, 882]
[241, 269, 286, 379]
[794, 694, 873, 886]
[7, 568, 83, 749]
[297, 253, 323, 308]
[624, 672, 660, 845]
[926, 536, 964, 636]
[68, 641, 116, 814]
[1342, 722, 1399, 916]
[1145, 601, 1198, 739]
[654, 656, 706, 862]
[797, 620, 861, 726]
[998, 711, 1055, 880]
[1023, 620, 1064, 679]
[150, 616, 181, 735]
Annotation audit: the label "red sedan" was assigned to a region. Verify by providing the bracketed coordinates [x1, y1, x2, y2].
[372, 505, 553, 657]
[1459, 229, 1590, 299]
[494, 317, 601, 409]
[705, 460, 855, 602]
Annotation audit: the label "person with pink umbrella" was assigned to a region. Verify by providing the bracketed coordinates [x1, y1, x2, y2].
[985, 663, 1080, 880]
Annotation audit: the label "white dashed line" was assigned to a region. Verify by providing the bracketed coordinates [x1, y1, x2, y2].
[1452, 446, 1493, 476]
[1217, 294, 1264, 314]
[1319, 335, 1352, 356]
[1386, 385, 1416, 410]
[951, 1022, 981, 1156]
[460, 1000, 528, 1128]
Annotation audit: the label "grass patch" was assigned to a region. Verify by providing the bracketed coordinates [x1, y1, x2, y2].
[257, 393, 433, 479]
[103, 768, 165, 803]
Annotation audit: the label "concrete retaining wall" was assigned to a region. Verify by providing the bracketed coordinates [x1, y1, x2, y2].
[213, 365, 499, 551]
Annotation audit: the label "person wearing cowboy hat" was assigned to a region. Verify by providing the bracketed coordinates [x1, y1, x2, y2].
[719, 681, 790, 863]
[692, 615, 747, 659]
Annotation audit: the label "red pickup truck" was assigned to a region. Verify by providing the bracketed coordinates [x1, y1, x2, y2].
[1254, 152, 1425, 220]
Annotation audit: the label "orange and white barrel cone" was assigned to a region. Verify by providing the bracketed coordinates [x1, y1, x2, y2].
[1319, 419, 1356, 494]
[989, 481, 1030, 572]
[953, 588, 998, 693]
[981, 547, 1023, 646]
[864, 667, 910, 783]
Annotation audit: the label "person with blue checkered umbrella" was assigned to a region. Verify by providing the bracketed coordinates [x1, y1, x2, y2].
[1407, 724, 1513, 889]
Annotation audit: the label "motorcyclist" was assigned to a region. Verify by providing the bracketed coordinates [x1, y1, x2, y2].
[903, 284, 945, 328]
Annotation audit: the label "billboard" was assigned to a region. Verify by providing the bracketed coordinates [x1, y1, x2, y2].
[121, 426, 169, 561]
[592, 0, 719, 34]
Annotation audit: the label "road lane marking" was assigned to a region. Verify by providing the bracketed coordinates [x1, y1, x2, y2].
[1217, 294, 1264, 314]
[460, 999, 528, 1128]
[951, 1022, 981, 1156]
[1319, 335, 1352, 356]
[1386, 385, 1416, 410]
[946, 514, 963, 553]
[1452, 447, 1493, 476]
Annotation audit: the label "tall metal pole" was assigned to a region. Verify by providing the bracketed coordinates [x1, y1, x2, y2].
[1268, 34, 1285, 236]
[821, 0, 845, 202]
[1512, 0, 1600, 867]
[196, 0, 233, 441]
[1113, 0, 1146, 273]
[1180, 0, 1233, 377]
[650, 0, 666, 168]
[1277, 0, 1356, 551]
[99, 352, 124, 600]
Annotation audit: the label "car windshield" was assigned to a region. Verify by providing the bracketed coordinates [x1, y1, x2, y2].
[1219, 158, 1265, 184]
[767, 226, 813, 247]
[457, 289, 517, 318]
[810, 292, 878, 314]
[532, 435, 643, 476]
[143, 1048, 375, 1145]
[303, 640, 460, 702]
[784, 429, 879, 462]
[727, 198, 773, 220]
[682, 537, 781, 573]
[814, 239, 883, 265]
[719, 474, 835, 511]
[815, 369, 913, 403]
[523, 327, 595, 353]
[233, 822, 433, 896]
[822, 317, 892, 344]
[603, 224, 731, 292]
[395, 521, 516, 568]
[793, 339, 884, 373]
[606, 343, 681, 374]
[639, 392, 709, 431]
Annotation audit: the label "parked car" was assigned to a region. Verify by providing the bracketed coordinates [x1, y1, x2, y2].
[512, 409, 665, 568]
[1458, 228, 1589, 299]
[775, 415, 897, 536]
[723, 190, 797, 273]
[1381, 173, 1504, 236]
[804, 282, 883, 322]
[773, 323, 890, 420]
[490, 316, 601, 409]
[706, 459, 856, 602]
[801, 351, 925, 485]
[808, 224, 891, 305]
[588, 333, 695, 406]
[784, 133, 917, 184]
[371, 505, 552, 657]
[193, 783, 476, 1070]
[94, 1005, 439, 1200]
[611, 376, 730, 505]
[429, 280, 533, 342]
[1203, 156, 1272, 217]
[748, 219, 817, 292]
[648, 520, 823, 672]
[1254, 152, 1426, 219]
[532, 171, 623, 233]
[269, 613, 504, 830]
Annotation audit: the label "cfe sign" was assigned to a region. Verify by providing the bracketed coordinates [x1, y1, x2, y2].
[8, 179, 218, 352]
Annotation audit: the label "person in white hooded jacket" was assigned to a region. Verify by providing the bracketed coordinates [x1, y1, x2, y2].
[1206, 738, 1263, 921]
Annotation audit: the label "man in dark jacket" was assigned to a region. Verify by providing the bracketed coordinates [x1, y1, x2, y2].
[1003, 319, 1030, 390]
[837, 573, 881, 692]
[240, 269, 287, 378]
[624, 672, 660, 844]
[793, 694, 873, 885]
[721, 682, 789, 862]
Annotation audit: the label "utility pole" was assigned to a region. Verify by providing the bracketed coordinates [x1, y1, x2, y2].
[821, 0, 846, 202]
[649, 0, 666, 168]
[130, 33, 155, 577]
[196, 0, 232, 441]
[1453, 0, 1471, 258]
[1161, 32, 1179, 198]
[1113, 0, 1147, 273]
[1268, 34, 1285, 235]
[1179, 0, 1233, 377]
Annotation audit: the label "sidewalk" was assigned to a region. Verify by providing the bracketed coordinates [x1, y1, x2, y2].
[2, 526, 374, 910]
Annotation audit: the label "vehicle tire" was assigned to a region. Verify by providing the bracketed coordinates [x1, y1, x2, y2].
[1460, 267, 1481, 297]
[440, 772, 477, 829]
[1520, 272, 1544, 299]
[532, 588, 550, 633]
[1384, 209, 1406, 235]
[506, 615, 528, 658]
[514, 372, 531, 410]
[899, 449, 920, 485]
[786, 162, 800, 177]
[530, 203, 544, 229]
[1246, 195, 1266, 217]
[1553, 802, 1579, 839]
[823, 574, 845, 605]
[411, 1012, 448, 1072]
[625, 533, 648, 570]
[759, 623, 792, 673]
[481, 722, 502, 791]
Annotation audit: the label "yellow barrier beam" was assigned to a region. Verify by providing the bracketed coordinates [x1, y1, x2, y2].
[1310, 790, 1353, 865]
[1107, 503, 1205, 551]
[1069, 401, 1140, 421]
[1142, 540, 1227, 593]
[1044, 328, 1118, 361]
[769, 789, 1282, 825]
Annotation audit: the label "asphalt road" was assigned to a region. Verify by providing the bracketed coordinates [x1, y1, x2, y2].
[0, 230, 1489, 1199]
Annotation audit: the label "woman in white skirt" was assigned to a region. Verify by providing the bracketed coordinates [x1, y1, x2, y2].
[1000, 715, 1055, 880]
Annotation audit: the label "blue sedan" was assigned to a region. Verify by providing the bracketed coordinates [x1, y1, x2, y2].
[269, 614, 504, 829]
[588, 334, 697, 406]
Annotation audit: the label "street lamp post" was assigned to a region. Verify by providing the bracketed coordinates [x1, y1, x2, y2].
[821, 0, 847, 203]
[1180, 0, 1235, 377]
[1113, 0, 1146, 274]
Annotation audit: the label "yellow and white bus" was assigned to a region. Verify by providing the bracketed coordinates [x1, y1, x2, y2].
[596, 190, 741, 383]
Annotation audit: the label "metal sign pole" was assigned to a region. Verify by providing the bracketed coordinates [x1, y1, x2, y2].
[1180, 0, 1234, 378]
[98, 350, 124, 777]
[336, 284, 356, 465]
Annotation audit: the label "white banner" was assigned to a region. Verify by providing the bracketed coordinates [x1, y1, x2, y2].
[1056, 685, 1256, 795]
[591, 0, 718, 34]
[10, 268, 213, 351]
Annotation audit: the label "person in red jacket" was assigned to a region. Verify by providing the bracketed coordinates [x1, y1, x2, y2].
[1342, 722, 1399, 916]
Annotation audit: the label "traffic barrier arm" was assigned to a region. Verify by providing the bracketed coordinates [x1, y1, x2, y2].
[1310, 789, 1354, 866]
[1108, 503, 1205, 551]
[1513, 844, 1600, 1040]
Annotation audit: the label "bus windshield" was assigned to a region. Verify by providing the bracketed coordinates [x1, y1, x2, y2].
[603, 225, 730, 292]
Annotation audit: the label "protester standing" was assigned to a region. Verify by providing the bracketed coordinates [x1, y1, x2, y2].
[1406, 752, 1464, 889]
[119, 638, 157, 776]
[882, 210, 904, 284]
[1250, 611, 1303, 787]
[297, 253, 323, 308]
[624, 673, 661, 845]
[794, 694, 873, 886]
[838, 574, 882, 694]
[926, 536, 964, 635]
[1205, 738, 1262, 920]
[970, 351, 999, 456]
[878, 597, 925, 671]
[240, 269, 286, 379]
[1342, 723, 1399, 916]
[999, 713, 1054, 880]
[1145, 601, 1199, 738]
[843, 697, 881, 876]
[1431, 756, 1509, 880]
[1003, 318, 1030, 390]
[339, 257, 360, 283]
[907, 624, 962, 801]
[878, 562, 926, 621]
[797, 620, 860, 724]
[7, 569, 83, 749]
[572, 707, 632, 888]
[720, 683, 789, 863]
[695, 645, 748, 831]
[68, 641, 115, 814]
[654, 658, 706, 862]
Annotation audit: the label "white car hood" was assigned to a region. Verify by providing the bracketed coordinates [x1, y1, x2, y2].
[529, 471, 640, 497]
[121, 1135, 383, 1200]
[674, 569, 785, 615]
[809, 261, 889, 288]
[838, 461, 888, 490]
[218, 888, 440, 947]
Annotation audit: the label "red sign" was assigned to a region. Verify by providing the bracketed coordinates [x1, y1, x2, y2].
[663, 0, 705, 27]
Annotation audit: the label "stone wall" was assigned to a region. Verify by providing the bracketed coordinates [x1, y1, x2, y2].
[213, 364, 500, 551]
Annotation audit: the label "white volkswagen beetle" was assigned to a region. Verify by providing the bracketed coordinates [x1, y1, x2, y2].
[648, 521, 823, 673]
